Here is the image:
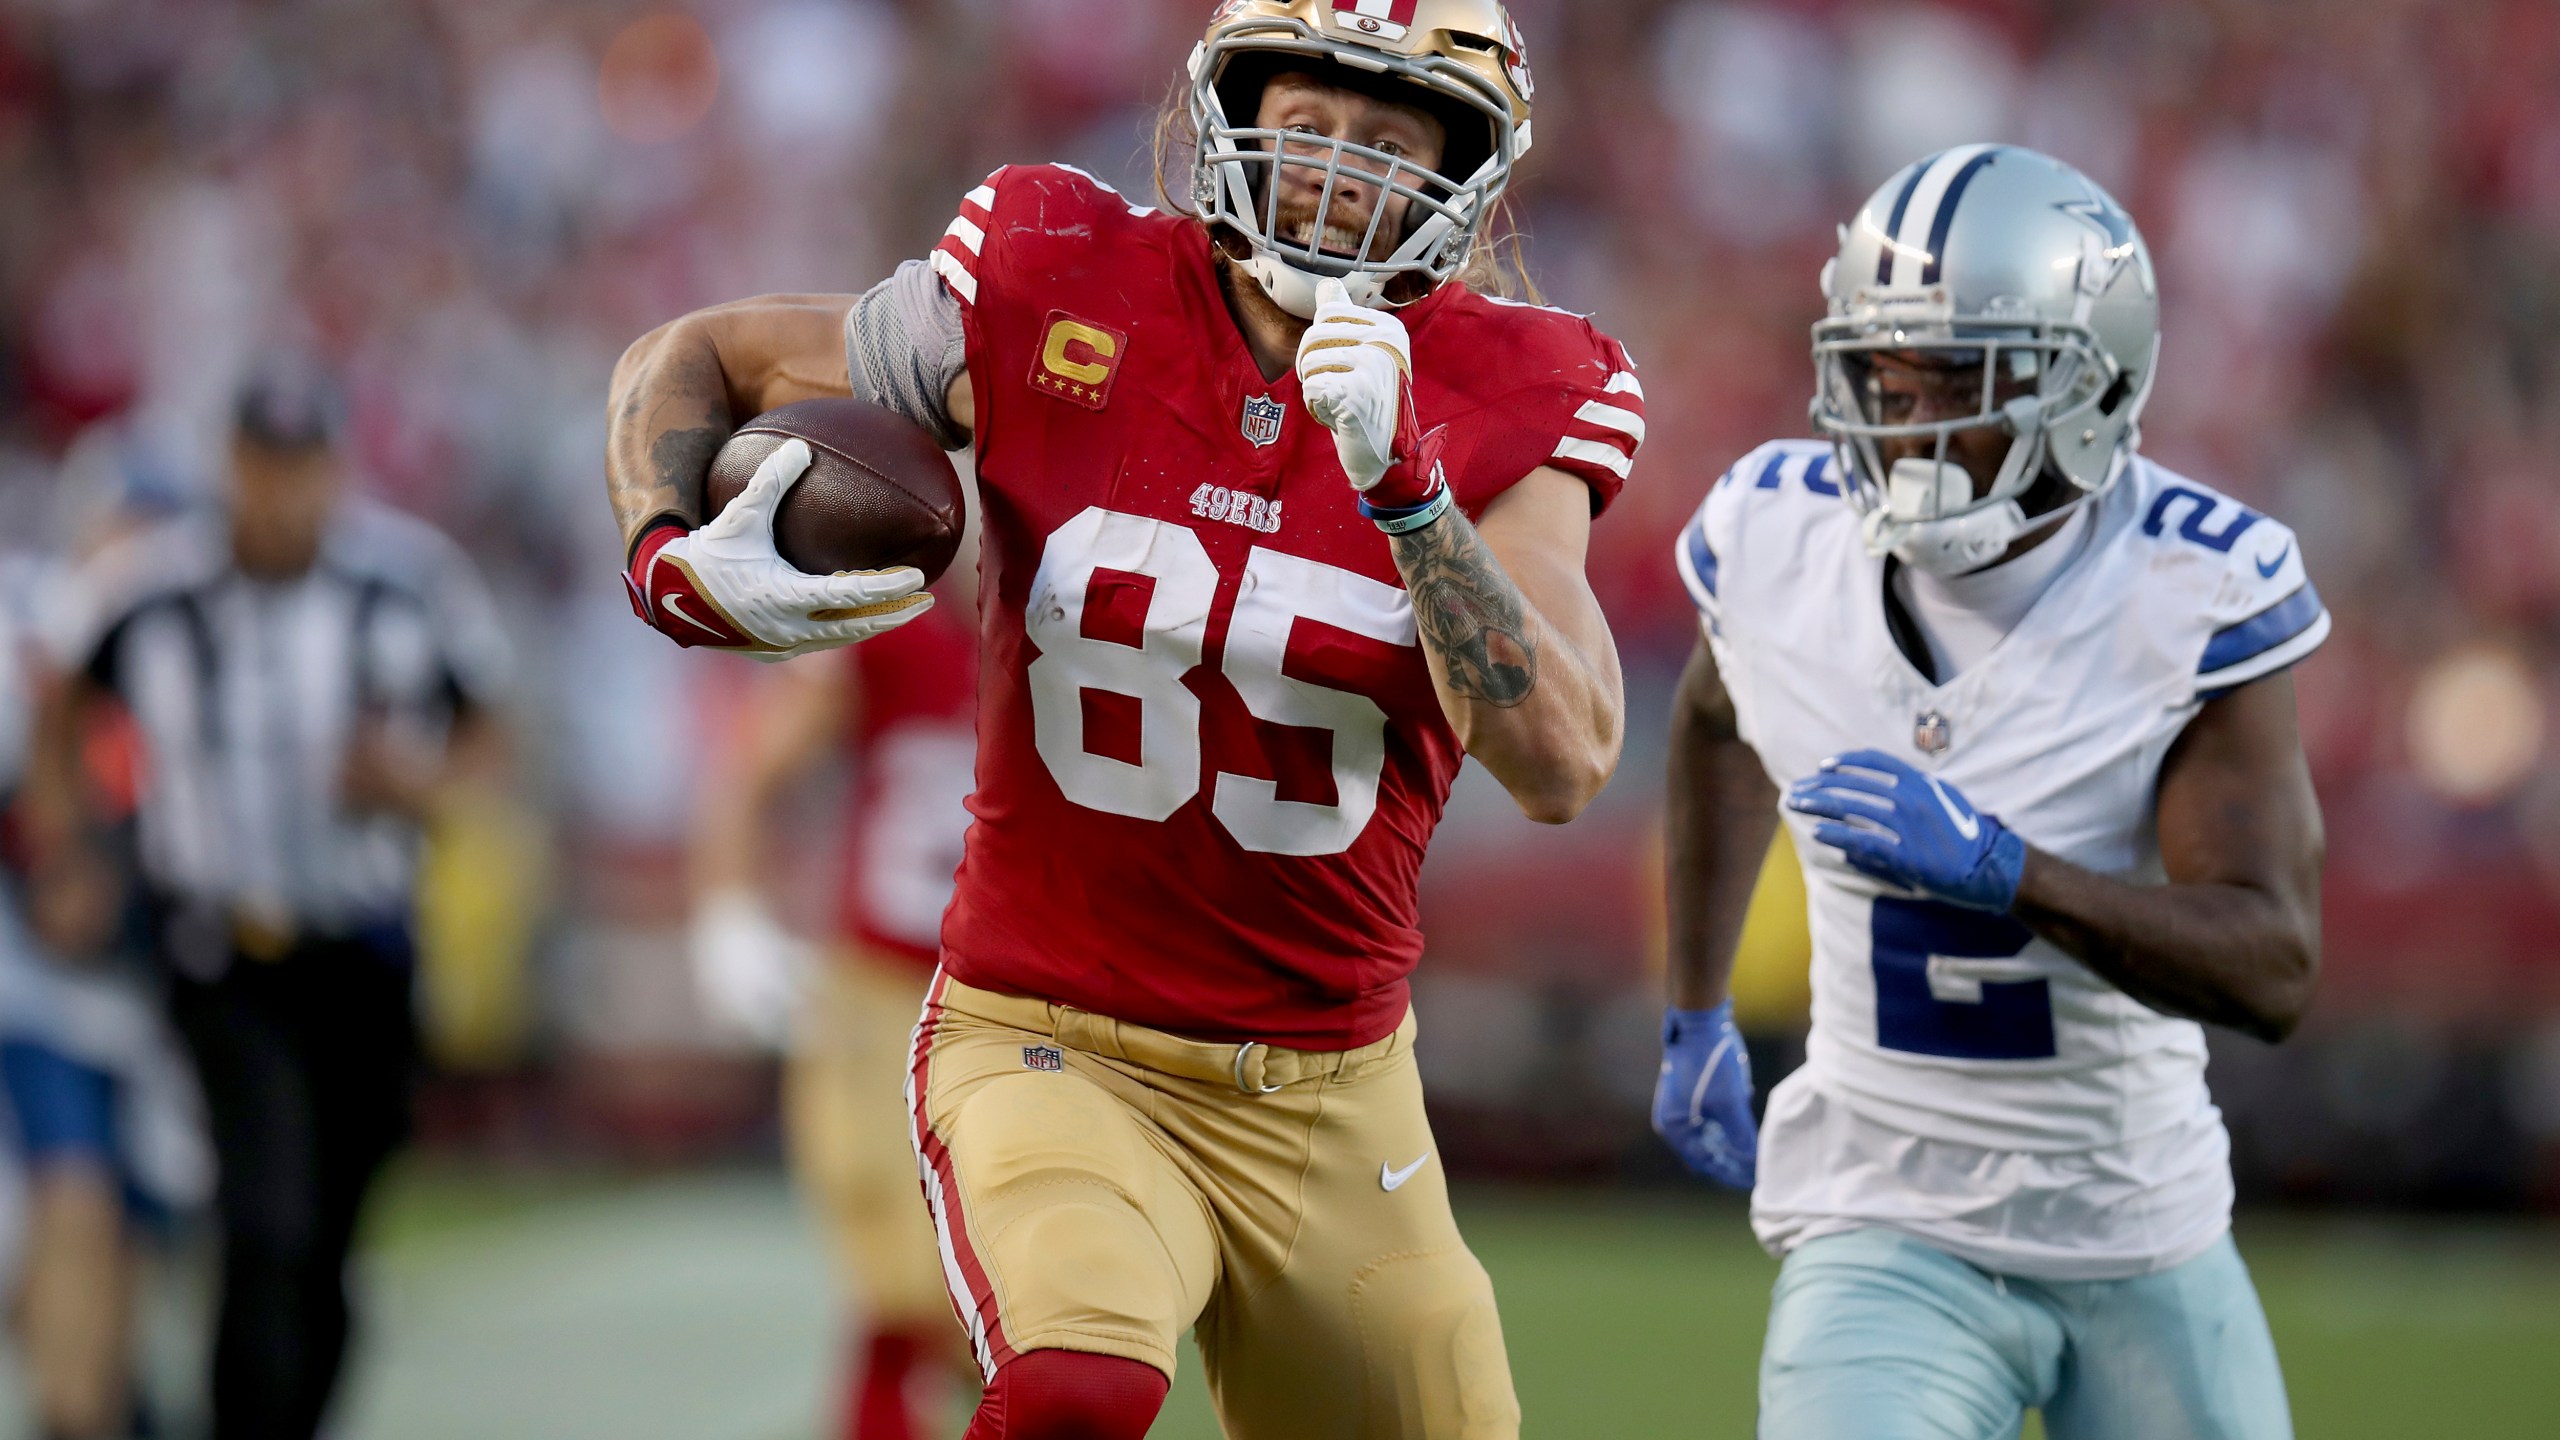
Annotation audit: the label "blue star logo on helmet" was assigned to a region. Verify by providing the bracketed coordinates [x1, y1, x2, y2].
[2055, 193, 2135, 249]
[2056, 192, 2139, 293]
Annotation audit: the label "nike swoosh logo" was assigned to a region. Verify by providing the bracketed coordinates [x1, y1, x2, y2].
[1380, 1153, 1431, 1192]
[2255, 544, 2291, 579]
[660, 593, 727, 639]
[1925, 775, 1980, 841]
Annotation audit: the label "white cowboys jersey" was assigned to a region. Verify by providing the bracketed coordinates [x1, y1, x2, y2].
[1679, 439, 2327, 1279]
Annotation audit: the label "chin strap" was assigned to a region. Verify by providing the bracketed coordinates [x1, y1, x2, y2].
[1862, 412, 2059, 576]
[1863, 499, 2028, 575]
[1248, 253, 1389, 320]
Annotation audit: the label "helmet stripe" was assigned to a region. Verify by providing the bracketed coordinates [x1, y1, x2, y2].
[1873, 156, 1936, 285]
[1918, 147, 2006, 285]
[1334, 0, 1420, 24]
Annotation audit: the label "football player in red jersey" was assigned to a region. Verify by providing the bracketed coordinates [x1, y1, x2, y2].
[690, 584, 979, 1440]
[605, 4, 1640, 1435]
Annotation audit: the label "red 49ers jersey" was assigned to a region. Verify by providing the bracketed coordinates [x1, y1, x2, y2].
[835, 592, 978, 969]
[929, 164, 1642, 1049]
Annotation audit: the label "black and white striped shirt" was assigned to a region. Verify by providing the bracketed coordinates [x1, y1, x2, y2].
[68, 500, 509, 932]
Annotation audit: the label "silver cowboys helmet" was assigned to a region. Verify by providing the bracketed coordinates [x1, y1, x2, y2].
[1813, 145, 2160, 575]
[1188, 0, 1535, 318]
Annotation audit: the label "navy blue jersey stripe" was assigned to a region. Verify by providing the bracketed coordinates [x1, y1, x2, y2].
[1875, 155, 1936, 284]
[1683, 518, 1719, 599]
[2199, 581, 2324, 675]
[1919, 148, 2004, 285]
[1755, 451, 1790, 489]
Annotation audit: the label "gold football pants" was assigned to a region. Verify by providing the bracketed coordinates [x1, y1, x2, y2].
[906, 973, 1519, 1440]
[787, 950, 956, 1332]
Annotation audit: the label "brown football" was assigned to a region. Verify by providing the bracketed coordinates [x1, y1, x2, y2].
[705, 398, 964, 582]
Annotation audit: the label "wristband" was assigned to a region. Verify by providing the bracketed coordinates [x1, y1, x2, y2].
[623, 521, 688, 622]
[1362, 488, 1453, 534]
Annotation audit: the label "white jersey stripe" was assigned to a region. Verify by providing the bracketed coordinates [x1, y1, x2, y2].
[1604, 371, 1644, 399]
[1049, 162, 1123, 197]
[1573, 400, 1646, 444]
[929, 247, 978, 305]
[1553, 436, 1634, 478]
[963, 184, 997, 210]
[1479, 293, 1593, 319]
[944, 215, 985, 256]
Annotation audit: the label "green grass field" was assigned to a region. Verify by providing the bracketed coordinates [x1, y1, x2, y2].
[332, 1165, 2560, 1439]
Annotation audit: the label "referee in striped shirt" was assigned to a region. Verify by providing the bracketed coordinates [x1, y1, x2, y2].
[27, 364, 510, 1440]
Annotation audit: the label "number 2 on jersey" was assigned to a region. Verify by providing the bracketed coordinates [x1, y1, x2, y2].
[1025, 506, 1417, 857]
[1870, 897, 2056, 1060]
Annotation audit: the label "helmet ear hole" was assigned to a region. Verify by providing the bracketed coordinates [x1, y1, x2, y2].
[2095, 369, 2135, 417]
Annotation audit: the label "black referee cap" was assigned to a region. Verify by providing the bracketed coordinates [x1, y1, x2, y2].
[234, 355, 347, 452]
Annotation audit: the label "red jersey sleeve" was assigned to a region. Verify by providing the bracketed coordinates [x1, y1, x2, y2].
[1540, 328, 1644, 510]
[1421, 296, 1645, 516]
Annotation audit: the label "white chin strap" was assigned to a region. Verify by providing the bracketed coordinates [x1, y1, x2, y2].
[1244, 254, 1387, 319]
[1862, 458, 2035, 576]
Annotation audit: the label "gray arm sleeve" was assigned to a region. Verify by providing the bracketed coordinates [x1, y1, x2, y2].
[845, 259, 970, 450]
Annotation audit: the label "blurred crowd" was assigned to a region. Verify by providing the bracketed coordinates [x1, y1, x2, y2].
[0, 0, 2555, 1199]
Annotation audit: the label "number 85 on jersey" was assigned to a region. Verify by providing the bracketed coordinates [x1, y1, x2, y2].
[1025, 506, 1416, 859]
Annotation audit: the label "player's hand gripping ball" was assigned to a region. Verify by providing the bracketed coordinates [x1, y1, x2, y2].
[1295, 278, 1450, 523]
[627, 439, 930, 660]
[1652, 1001, 1757, 1189]
[1787, 749, 2029, 912]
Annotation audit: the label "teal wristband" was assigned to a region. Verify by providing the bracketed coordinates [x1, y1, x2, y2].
[1365, 488, 1452, 534]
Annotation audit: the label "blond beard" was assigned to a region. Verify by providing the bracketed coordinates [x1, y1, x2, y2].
[1215, 244, 1305, 337]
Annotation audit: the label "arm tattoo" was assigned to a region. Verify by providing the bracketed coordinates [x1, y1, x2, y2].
[607, 344, 729, 536]
[649, 423, 727, 510]
[1391, 511, 1539, 708]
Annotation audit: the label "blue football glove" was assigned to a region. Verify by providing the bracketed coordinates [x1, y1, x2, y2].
[1651, 1002, 1757, 1189]
[1786, 748, 2027, 912]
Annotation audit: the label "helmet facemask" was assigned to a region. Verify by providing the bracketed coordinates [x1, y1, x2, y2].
[1189, 18, 1519, 317]
[1812, 315, 2129, 576]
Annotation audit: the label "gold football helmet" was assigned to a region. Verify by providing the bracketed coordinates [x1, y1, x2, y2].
[1187, 0, 1534, 316]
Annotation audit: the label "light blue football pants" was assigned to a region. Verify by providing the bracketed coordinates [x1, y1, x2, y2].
[1759, 1228, 2292, 1440]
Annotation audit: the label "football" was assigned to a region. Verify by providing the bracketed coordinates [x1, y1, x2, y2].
[705, 398, 964, 582]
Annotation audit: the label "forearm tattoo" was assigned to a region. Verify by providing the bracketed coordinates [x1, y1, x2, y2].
[647, 421, 727, 510]
[1391, 510, 1539, 708]
[608, 345, 729, 536]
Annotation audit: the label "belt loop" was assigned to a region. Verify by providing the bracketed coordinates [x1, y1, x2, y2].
[1232, 1042, 1282, 1095]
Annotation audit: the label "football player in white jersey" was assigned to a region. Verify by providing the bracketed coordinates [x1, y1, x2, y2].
[1655, 145, 2323, 1438]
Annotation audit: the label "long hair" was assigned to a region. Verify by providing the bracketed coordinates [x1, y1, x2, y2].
[1150, 81, 1544, 307]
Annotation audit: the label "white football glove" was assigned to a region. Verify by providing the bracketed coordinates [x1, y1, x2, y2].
[1295, 278, 1412, 494]
[627, 438, 932, 661]
[689, 890, 814, 1047]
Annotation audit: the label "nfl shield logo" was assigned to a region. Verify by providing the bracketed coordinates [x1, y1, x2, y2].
[1022, 1045, 1065, 1073]
[1913, 710, 1952, 755]
[1240, 393, 1285, 448]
